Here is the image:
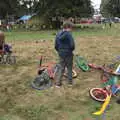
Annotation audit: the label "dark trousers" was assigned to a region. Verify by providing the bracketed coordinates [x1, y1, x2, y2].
[55, 55, 73, 85]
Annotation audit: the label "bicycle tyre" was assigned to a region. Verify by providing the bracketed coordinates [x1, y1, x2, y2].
[101, 72, 110, 83]
[31, 71, 52, 90]
[89, 88, 109, 102]
[0, 56, 3, 63]
[114, 87, 120, 98]
[75, 56, 89, 72]
[116, 97, 120, 104]
[72, 69, 77, 78]
[64, 69, 77, 78]
[6, 55, 16, 64]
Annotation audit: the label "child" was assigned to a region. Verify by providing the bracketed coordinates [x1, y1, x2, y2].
[0, 31, 12, 54]
[55, 21, 75, 87]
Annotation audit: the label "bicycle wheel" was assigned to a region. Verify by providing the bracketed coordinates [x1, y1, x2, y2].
[101, 72, 110, 83]
[75, 56, 89, 72]
[114, 86, 120, 98]
[31, 70, 52, 90]
[116, 97, 120, 104]
[1, 55, 7, 64]
[89, 88, 109, 102]
[6, 55, 16, 64]
[0, 56, 3, 63]
[64, 69, 77, 78]
[72, 69, 77, 78]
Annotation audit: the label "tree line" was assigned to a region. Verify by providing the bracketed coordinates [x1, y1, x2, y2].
[0, 0, 120, 23]
[0, 0, 94, 19]
[101, 0, 120, 17]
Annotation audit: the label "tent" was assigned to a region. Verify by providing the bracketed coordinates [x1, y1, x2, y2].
[19, 15, 32, 21]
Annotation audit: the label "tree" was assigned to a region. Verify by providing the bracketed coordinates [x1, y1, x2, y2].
[0, 0, 94, 29]
[0, 0, 19, 18]
[35, 0, 94, 18]
[33, 0, 94, 28]
[101, 0, 120, 17]
[19, 0, 39, 15]
[0, 0, 39, 18]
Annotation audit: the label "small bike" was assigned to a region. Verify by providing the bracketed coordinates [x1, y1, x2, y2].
[75, 55, 90, 72]
[89, 85, 120, 102]
[89, 63, 120, 102]
[31, 56, 77, 90]
[0, 48, 16, 65]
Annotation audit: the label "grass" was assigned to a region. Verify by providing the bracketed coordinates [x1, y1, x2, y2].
[0, 23, 120, 120]
[5, 23, 120, 42]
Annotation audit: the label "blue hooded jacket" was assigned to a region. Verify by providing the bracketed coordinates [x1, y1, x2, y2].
[55, 30, 75, 57]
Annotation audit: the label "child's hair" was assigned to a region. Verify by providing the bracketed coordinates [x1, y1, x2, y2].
[63, 21, 74, 29]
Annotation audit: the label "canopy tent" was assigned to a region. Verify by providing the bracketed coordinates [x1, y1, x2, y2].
[19, 15, 32, 21]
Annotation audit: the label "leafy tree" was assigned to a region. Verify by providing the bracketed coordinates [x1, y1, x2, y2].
[33, 0, 94, 28]
[35, 0, 94, 18]
[101, 0, 120, 17]
[0, 0, 94, 28]
[0, 0, 94, 18]
[0, 0, 39, 18]
[19, 0, 39, 15]
[0, 0, 19, 18]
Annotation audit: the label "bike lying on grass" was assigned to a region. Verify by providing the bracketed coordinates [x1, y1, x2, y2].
[31, 56, 77, 90]
[0, 50, 16, 64]
[89, 63, 120, 102]
[75, 55, 90, 72]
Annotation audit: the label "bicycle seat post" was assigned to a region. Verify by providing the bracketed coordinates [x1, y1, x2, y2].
[39, 56, 43, 67]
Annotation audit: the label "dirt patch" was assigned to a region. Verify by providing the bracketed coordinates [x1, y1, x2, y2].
[0, 36, 120, 120]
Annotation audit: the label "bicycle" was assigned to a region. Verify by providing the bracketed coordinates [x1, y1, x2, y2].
[89, 63, 120, 102]
[75, 55, 90, 72]
[0, 50, 16, 64]
[31, 56, 77, 90]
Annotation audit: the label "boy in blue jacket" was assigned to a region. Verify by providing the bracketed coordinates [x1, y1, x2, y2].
[55, 21, 75, 87]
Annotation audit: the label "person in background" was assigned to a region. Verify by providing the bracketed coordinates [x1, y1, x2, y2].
[0, 31, 12, 54]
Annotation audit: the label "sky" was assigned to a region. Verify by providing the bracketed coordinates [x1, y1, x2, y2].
[91, 0, 101, 9]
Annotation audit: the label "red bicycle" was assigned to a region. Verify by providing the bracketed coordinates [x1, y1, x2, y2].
[89, 63, 120, 102]
[31, 56, 77, 90]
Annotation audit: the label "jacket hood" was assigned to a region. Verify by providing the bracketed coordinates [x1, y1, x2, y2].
[57, 31, 68, 41]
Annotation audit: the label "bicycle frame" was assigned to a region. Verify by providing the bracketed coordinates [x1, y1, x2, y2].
[38, 56, 57, 79]
[89, 63, 120, 102]
[38, 56, 77, 79]
[0, 51, 16, 64]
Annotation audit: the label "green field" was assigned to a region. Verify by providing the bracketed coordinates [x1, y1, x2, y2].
[0, 24, 120, 120]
